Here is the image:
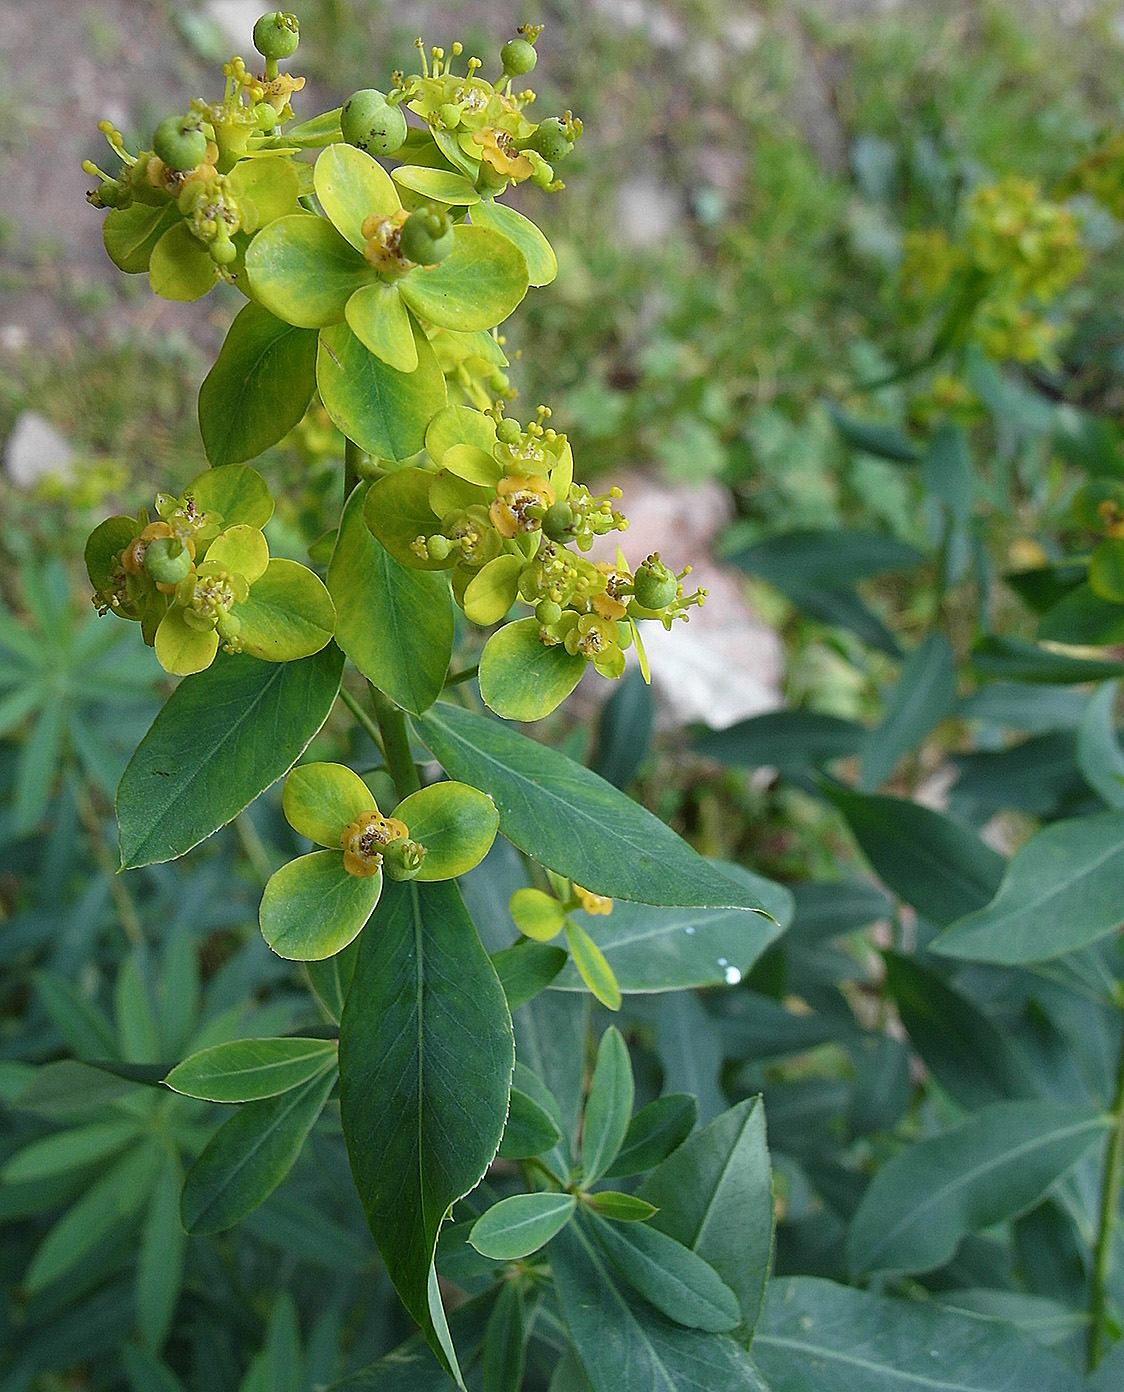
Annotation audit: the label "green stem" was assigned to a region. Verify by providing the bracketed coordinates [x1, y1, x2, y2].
[344, 437, 363, 503]
[444, 664, 479, 688]
[75, 782, 144, 946]
[1089, 1019, 1124, 1371]
[338, 685, 386, 757]
[370, 685, 422, 798]
[234, 811, 274, 887]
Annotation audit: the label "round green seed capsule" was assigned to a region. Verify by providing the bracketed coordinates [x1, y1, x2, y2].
[398, 205, 456, 265]
[144, 537, 193, 586]
[340, 89, 407, 156]
[152, 116, 207, 173]
[383, 837, 427, 881]
[633, 556, 678, 610]
[501, 37, 538, 76]
[253, 11, 300, 61]
[529, 117, 572, 163]
[495, 418, 522, 445]
[535, 600, 563, 626]
[210, 236, 238, 266]
[541, 500, 576, 543]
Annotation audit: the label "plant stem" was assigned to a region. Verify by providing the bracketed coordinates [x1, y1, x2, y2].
[75, 782, 144, 947]
[1089, 1018, 1124, 1371]
[344, 437, 363, 502]
[339, 685, 386, 756]
[369, 685, 422, 798]
[234, 811, 274, 887]
[444, 664, 479, 688]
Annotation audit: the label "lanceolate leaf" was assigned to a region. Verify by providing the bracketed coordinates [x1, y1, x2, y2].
[638, 1097, 773, 1335]
[198, 303, 318, 466]
[581, 1027, 634, 1185]
[180, 1066, 336, 1234]
[550, 1218, 770, 1392]
[825, 784, 1005, 926]
[933, 809, 1124, 963]
[693, 711, 865, 772]
[413, 702, 771, 913]
[327, 483, 453, 715]
[338, 878, 514, 1377]
[165, 1038, 339, 1103]
[859, 633, 956, 790]
[117, 645, 344, 868]
[1076, 681, 1124, 808]
[846, 1100, 1107, 1275]
[753, 1278, 1087, 1392]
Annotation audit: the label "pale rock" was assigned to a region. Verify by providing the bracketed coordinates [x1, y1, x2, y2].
[204, 0, 262, 49]
[3, 411, 75, 488]
[616, 174, 680, 248]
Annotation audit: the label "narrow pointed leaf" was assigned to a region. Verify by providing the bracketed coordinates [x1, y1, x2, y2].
[603, 1094, 697, 1179]
[1077, 681, 1124, 808]
[846, 1100, 1107, 1275]
[414, 702, 772, 912]
[498, 1086, 563, 1159]
[860, 633, 956, 790]
[582, 1027, 634, 1184]
[165, 1038, 339, 1102]
[181, 1066, 335, 1233]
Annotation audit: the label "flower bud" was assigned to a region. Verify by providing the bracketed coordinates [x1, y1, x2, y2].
[632, 554, 678, 610]
[253, 11, 300, 61]
[341, 89, 407, 156]
[382, 837, 427, 881]
[398, 205, 456, 265]
[143, 536, 193, 585]
[495, 418, 522, 445]
[152, 115, 207, 173]
[501, 37, 538, 76]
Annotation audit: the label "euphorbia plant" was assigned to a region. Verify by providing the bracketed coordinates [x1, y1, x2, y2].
[78, 12, 780, 1386]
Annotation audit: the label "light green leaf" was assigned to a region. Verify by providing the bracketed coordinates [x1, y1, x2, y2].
[165, 1037, 339, 1102]
[207, 525, 269, 583]
[154, 606, 219, 676]
[846, 1100, 1107, 1275]
[259, 850, 381, 960]
[497, 1087, 563, 1159]
[228, 154, 301, 227]
[190, 463, 275, 530]
[582, 1027, 634, 1184]
[392, 165, 480, 204]
[246, 213, 373, 326]
[638, 1096, 773, 1335]
[413, 701, 773, 912]
[363, 467, 445, 570]
[469, 1192, 577, 1260]
[181, 1066, 336, 1233]
[314, 142, 400, 250]
[103, 201, 178, 273]
[339, 878, 513, 1376]
[753, 1277, 1087, 1392]
[149, 222, 215, 301]
[565, 920, 621, 1011]
[490, 940, 567, 1010]
[426, 404, 498, 464]
[282, 760, 374, 847]
[235, 559, 336, 662]
[327, 483, 453, 714]
[399, 225, 529, 331]
[933, 809, 1124, 963]
[117, 645, 343, 868]
[588, 1212, 740, 1332]
[345, 282, 419, 371]
[198, 303, 318, 466]
[583, 1191, 659, 1221]
[479, 618, 586, 721]
[463, 554, 523, 625]
[471, 200, 557, 286]
[393, 780, 499, 880]
[318, 320, 446, 462]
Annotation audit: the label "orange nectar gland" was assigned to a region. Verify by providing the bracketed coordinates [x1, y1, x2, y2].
[573, 884, 613, 916]
[361, 210, 410, 272]
[490, 475, 555, 538]
[1098, 499, 1124, 540]
[341, 810, 410, 878]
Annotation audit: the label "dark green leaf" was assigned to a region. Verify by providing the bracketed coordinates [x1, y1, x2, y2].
[788, 879, 893, 944]
[339, 878, 513, 1375]
[327, 483, 453, 715]
[490, 940, 567, 1010]
[1077, 681, 1124, 809]
[753, 1277, 1087, 1392]
[581, 1027, 634, 1185]
[933, 810, 1124, 963]
[593, 668, 653, 788]
[846, 1101, 1106, 1275]
[603, 1094, 696, 1179]
[165, 1037, 339, 1102]
[826, 406, 922, 462]
[498, 1087, 563, 1159]
[972, 635, 1124, 684]
[470, 1192, 577, 1259]
[825, 784, 1005, 926]
[136, 1153, 186, 1352]
[414, 702, 771, 912]
[117, 646, 344, 868]
[729, 528, 924, 585]
[694, 710, 865, 772]
[639, 1096, 773, 1335]
[550, 1218, 769, 1392]
[198, 303, 318, 466]
[860, 634, 956, 790]
[180, 1067, 335, 1233]
[482, 1279, 526, 1392]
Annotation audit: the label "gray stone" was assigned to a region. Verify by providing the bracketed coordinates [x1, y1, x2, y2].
[3, 412, 75, 488]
